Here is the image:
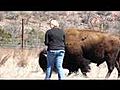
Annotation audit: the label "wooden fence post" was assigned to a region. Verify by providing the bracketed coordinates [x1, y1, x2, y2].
[22, 19, 24, 49]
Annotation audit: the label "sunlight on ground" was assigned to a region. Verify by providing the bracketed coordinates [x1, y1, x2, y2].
[0, 48, 119, 80]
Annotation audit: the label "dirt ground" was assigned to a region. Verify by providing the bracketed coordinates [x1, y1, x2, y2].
[0, 48, 119, 80]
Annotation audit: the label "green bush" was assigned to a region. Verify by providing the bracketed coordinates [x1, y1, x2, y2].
[38, 31, 45, 43]
[28, 28, 36, 35]
[0, 28, 12, 44]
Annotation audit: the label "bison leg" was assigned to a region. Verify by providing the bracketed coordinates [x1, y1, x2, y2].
[115, 61, 120, 78]
[115, 50, 120, 78]
[105, 58, 115, 78]
[76, 57, 90, 78]
[106, 49, 120, 78]
[67, 70, 77, 76]
[104, 50, 118, 78]
[82, 72, 88, 78]
[67, 64, 79, 76]
[67, 72, 72, 76]
[105, 67, 114, 78]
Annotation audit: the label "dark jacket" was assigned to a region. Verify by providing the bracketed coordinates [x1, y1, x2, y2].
[44, 27, 65, 51]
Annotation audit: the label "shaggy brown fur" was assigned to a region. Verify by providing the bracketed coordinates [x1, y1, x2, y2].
[65, 28, 120, 78]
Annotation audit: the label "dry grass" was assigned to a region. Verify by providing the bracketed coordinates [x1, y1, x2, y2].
[0, 47, 119, 80]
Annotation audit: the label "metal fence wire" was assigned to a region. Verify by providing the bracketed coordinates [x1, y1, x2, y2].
[0, 19, 45, 48]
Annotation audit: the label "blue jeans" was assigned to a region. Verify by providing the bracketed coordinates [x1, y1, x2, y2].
[45, 50, 65, 80]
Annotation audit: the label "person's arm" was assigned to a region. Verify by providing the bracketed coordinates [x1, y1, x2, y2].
[63, 30, 66, 45]
[44, 31, 49, 46]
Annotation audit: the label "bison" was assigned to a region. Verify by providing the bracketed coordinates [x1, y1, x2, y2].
[65, 28, 120, 78]
[39, 48, 58, 73]
[39, 28, 120, 78]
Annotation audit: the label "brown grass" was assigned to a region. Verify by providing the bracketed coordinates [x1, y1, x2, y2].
[0, 47, 119, 79]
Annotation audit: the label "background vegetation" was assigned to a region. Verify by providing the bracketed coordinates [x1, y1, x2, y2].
[0, 11, 120, 48]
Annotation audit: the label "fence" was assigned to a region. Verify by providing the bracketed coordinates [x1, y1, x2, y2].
[0, 19, 45, 49]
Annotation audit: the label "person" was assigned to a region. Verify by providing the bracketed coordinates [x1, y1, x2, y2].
[44, 19, 65, 80]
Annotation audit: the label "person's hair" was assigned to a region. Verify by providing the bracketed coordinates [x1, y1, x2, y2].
[49, 19, 59, 28]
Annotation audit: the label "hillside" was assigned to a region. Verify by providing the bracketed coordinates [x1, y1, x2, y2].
[0, 11, 120, 48]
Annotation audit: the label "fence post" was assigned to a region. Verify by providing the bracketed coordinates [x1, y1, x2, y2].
[22, 19, 24, 49]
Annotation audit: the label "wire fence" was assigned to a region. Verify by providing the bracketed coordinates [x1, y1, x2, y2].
[0, 19, 45, 49]
[1, 11, 120, 49]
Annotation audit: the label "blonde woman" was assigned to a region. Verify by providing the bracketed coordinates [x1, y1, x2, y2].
[44, 19, 65, 80]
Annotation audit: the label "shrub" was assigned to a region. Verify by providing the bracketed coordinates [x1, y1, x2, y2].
[38, 31, 45, 43]
[0, 28, 12, 44]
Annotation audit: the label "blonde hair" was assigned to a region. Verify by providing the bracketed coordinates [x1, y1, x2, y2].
[49, 19, 59, 28]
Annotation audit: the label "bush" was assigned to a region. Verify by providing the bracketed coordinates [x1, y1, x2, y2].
[5, 13, 18, 20]
[38, 31, 45, 43]
[0, 28, 12, 44]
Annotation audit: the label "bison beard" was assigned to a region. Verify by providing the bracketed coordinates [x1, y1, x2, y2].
[39, 29, 120, 78]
